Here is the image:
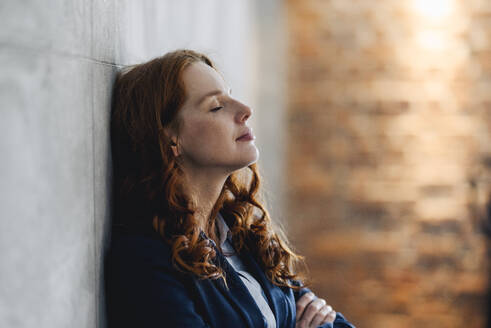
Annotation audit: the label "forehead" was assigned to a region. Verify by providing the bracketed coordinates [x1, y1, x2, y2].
[181, 62, 226, 103]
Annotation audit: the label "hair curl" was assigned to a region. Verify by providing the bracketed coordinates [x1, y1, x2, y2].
[110, 49, 309, 291]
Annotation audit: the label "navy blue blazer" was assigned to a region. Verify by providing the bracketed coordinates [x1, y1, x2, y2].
[105, 225, 355, 328]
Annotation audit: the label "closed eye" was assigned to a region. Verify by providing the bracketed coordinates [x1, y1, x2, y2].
[211, 106, 223, 112]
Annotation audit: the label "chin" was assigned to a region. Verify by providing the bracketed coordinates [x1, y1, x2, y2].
[227, 146, 259, 171]
[229, 155, 259, 173]
[246, 146, 260, 164]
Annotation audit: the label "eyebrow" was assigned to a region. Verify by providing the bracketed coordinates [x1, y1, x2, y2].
[197, 88, 232, 106]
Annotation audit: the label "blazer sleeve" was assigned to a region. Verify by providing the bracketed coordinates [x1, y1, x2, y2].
[105, 236, 211, 328]
[291, 279, 356, 328]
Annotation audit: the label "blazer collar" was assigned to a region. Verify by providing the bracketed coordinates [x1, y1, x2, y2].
[210, 241, 267, 327]
[236, 246, 284, 327]
[210, 211, 285, 328]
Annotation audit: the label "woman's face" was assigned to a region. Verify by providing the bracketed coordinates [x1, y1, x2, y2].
[168, 61, 259, 174]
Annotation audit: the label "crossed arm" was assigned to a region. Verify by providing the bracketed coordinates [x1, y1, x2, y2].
[106, 240, 355, 328]
[292, 282, 356, 328]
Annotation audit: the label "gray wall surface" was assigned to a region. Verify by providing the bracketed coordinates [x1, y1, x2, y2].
[0, 1, 286, 327]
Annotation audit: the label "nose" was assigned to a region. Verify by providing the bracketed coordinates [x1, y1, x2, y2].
[236, 101, 252, 123]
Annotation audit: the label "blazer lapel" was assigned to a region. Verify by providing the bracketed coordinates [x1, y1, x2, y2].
[237, 247, 283, 327]
[210, 240, 267, 328]
[214, 212, 286, 327]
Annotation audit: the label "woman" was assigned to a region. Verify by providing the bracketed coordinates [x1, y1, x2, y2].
[105, 49, 355, 328]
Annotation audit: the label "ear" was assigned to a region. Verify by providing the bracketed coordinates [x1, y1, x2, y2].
[170, 143, 180, 157]
[164, 127, 180, 157]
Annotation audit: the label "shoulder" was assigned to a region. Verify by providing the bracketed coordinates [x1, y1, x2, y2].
[106, 225, 175, 271]
[105, 225, 192, 307]
[104, 227, 212, 327]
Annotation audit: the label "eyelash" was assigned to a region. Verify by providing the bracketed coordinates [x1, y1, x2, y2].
[211, 106, 223, 112]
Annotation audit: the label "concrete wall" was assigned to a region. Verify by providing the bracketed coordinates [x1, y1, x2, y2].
[0, 1, 286, 327]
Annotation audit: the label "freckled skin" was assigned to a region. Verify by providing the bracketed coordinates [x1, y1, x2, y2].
[171, 62, 259, 174]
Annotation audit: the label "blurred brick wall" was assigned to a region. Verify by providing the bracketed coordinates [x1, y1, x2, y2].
[285, 0, 491, 327]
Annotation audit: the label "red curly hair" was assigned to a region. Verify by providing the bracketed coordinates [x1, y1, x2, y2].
[110, 49, 309, 291]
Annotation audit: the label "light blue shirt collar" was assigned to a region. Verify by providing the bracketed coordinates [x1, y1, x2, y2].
[216, 212, 232, 247]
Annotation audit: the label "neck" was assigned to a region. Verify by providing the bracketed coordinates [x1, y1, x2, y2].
[182, 166, 229, 232]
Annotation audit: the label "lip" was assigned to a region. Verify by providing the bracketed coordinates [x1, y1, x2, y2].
[236, 129, 254, 141]
[236, 132, 255, 141]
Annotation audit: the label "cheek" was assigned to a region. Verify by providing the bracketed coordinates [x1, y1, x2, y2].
[187, 121, 216, 142]
[183, 118, 231, 150]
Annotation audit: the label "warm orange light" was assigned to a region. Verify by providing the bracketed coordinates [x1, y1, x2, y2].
[412, 0, 455, 22]
[416, 30, 449, 51]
